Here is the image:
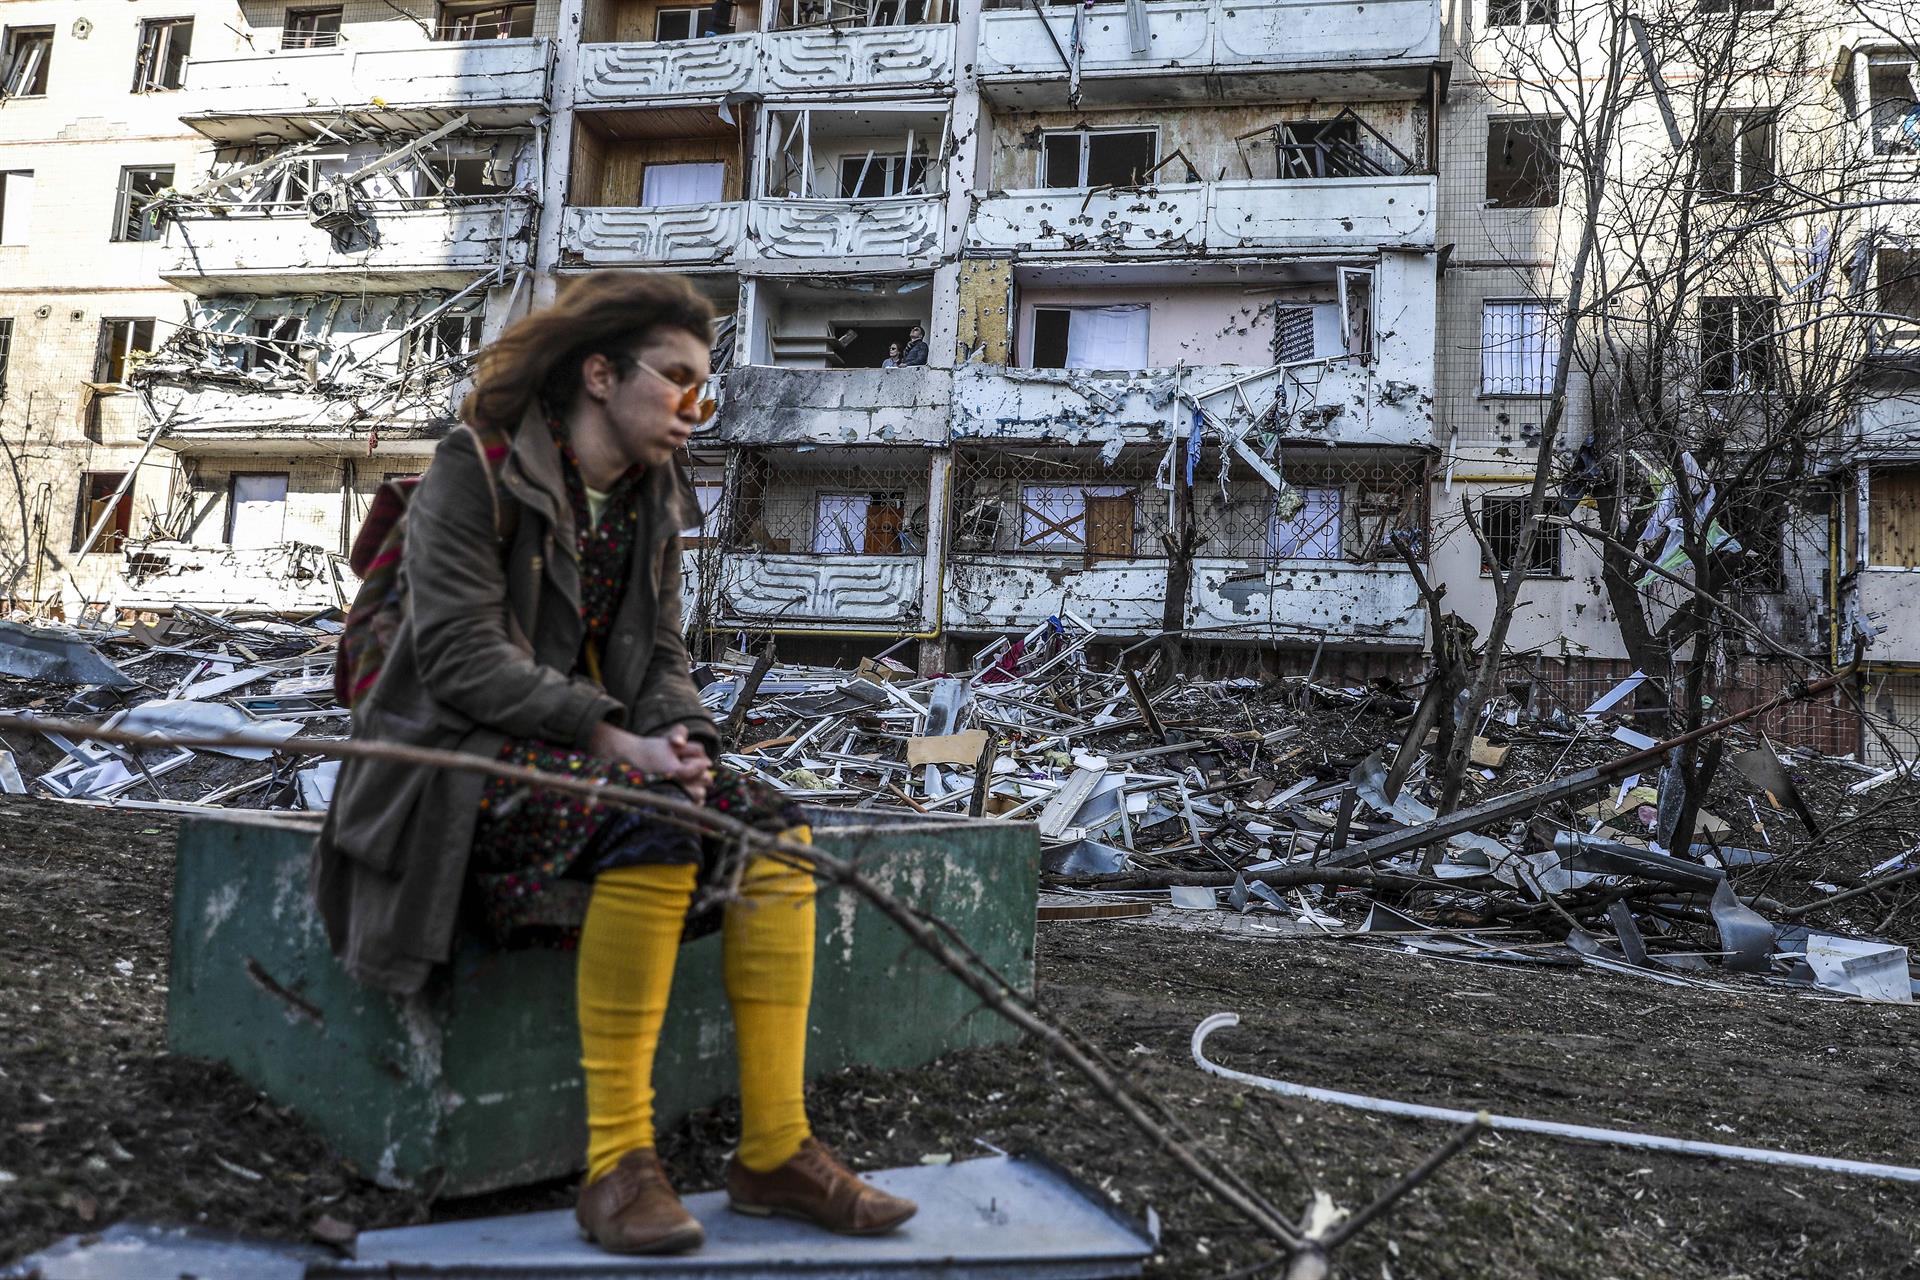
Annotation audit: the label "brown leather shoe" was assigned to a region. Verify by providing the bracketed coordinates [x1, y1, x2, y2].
[576, 1149, 704, 1255]
[726, 1138, 917, 1235]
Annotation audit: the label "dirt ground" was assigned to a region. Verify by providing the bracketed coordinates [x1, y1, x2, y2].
[3, 794, 1919, 1279]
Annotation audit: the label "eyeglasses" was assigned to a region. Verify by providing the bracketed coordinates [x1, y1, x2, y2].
[629, 356, 717, 424]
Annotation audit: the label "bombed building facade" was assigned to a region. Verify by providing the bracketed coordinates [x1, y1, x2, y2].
[0, 0, 1915, 752]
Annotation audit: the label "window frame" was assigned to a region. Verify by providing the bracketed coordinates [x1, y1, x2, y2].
[812, 490, 909, 556]
[1480, 495, 1563, 578]
[1487, 0, 1557, 23]
[282, 7, 345, 49]
[0, 170, 31, 246]
[0, 317, 12, 399]
[1698, 295, 1777, 394]
[72, 472, 134, 555]
[1, 26, 52, 98]
[1701, 109, 1777, 199]
[111, 165, 174, 243]
[1480, 298, 1558, 397]
[837, 152, 928, 199]
[225, 472, 291, 547]
[1484, 115, 1562, 209]
[1037, 127, 1161, 189]
[1268, 487, 1344, 560]
[654, 7, 703, 40]
[402, 312, 485, 373]
[95, 318, 156, 386]
[436, 1, 536, 40]
[132, 17, 194, 93]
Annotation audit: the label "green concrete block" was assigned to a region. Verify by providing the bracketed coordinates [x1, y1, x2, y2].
[166, 809, 1038, 1196]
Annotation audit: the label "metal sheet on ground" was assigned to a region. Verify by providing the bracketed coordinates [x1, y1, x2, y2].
[329, 1156, 1154, 1279]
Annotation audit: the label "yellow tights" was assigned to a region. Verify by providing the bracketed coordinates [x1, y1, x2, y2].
[576, 832, 817, 1184]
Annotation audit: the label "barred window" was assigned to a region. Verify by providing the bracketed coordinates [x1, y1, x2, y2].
[1269, 487, 1342, 558]
[1481, 300, 1556, 396]
[1481, 497, 1561, 576]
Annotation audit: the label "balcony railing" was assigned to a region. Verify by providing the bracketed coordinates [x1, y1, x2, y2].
[944, 556, 1423, 641]
[562, 196, 940, 267]
[161, 202, 534, 293]
[576, 25, 955, 105]
[952, 361, 1434, 450]
[968, 177, 1434, 256]
[716, 552, 927, 627]
[564, 203, 748, 268]
[182, 40, 551, 136]
[976, 0, 1439, 102]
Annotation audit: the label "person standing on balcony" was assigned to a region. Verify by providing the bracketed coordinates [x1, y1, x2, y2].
[312, 273, 916, 1256]
[900, 324, 929, 366]
[881, 342, 903, 368]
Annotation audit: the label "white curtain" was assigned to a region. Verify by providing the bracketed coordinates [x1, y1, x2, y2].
[813, 493, 871, 554]
[1064, 305, 1149, 369]
[229, 474, 289, 548]
[642, 162, 725, 208]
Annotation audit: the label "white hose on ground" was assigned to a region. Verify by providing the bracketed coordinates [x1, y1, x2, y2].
[1191, 1012, 1920, 1184]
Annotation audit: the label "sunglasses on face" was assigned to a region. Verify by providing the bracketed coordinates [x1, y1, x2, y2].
[628, 356, 718, 424]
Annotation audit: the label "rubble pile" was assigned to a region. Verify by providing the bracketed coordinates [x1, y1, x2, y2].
[0, 609, 344, 811]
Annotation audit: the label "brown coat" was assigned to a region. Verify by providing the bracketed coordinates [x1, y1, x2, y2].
[312, 413, 717, 993]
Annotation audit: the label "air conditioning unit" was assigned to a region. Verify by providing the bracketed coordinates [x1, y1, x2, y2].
[306, 182, 359, 231]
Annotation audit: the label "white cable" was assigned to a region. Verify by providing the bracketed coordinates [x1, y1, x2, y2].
[1192, 1013, 1920, 1184]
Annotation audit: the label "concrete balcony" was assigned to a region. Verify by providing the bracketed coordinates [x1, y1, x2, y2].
[747, 195, 944, 266]
[138, 381, 454, 455]
[577, 25, 955, 106]
[716, 551, 927, 628]
[975, 0, 1441, 106]
[161, 202, 535, 295]
[946, 555, 1423, 642]
[951, 362, 1434, 450]
[968, 177, 1435, 258]
[1855, 570, 1920, 662]
[563, 203, 748, 268]
[181, 40, 552, 141]
[710, 366, 951, 446]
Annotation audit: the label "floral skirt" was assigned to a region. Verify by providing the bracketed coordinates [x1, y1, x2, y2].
[468, 737, 804, 947]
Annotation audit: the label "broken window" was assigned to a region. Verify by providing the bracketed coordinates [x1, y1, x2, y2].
[1869, 57, 1920, 155]
[0, 170, 31, 245]
[429, 153, 516, 197]
[1275, 119, 1363, 180]
[72, 473, 132, 554]
[1870, 467, 1920, 567]
[1481, 299, 1556, 395]
[1027, 305, 1149, 370]
[404, 313, 484, 372]
[227, 473, 290, 548]
[654, 7, 703, 39]
[1485, 117, 1561, 208]
[132, 18, 193, 92]
[1338, 268, 1373, 360]
[1878, 249, 1920, 332]
[0, 318, 11, 398]
[1019, 484, 1133, 555]
[1702, 111, 1775, 198]
[438, 1, 535, 39]
[112, 166, 173, 243]
[839, 153, 928, 198]
[95, 318, 155, 385]
[244, 317, 305, 373]
[813, 491, 907, 554]
[1699, 296, 1776, 392]
[2, 27, 51, 97]
[1481, 497, 1562, 576]
[688, 480, 725, 544]
[283, 7, 344, 49]
[1487, 0, 1556, 22]
[1269, 488, 1342, 558]
[1718, 491, 1786, 592]
[1040, 130, 1158, 189]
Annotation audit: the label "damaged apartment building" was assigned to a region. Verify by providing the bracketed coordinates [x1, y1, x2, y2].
[3, 0, 1917, 753]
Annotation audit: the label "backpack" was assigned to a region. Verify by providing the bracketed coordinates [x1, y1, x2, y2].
[334, 424, 517, 709]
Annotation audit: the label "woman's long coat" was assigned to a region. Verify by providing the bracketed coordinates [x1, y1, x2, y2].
[311, 412, 718, 993]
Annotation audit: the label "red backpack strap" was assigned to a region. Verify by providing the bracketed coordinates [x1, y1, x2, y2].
[452, 421, 517, 543]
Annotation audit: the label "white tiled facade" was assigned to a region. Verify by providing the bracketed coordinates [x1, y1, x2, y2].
[0, 0, 1903, 744]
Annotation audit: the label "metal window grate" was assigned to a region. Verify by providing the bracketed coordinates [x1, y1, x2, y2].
[1481, 299, 1555, 395]
[723, 450, 932, 556]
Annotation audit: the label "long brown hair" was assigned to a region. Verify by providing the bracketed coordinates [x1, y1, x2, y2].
[461, 272, 714, 432]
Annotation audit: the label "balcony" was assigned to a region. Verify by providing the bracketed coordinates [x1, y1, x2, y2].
[951, 361, 1434, 450]
[716, 552, 927, 627]
[968, 177, 1435, 258]
[181, 40, 552, 141]
[747, 195, 944, 265]
[138, 381, 453, 455]
[563, 203, 748, 268]
[711, 366, 951, 446]
[975, 0, 1441, 107]
[945, 557, 1423, 641]
[161, 201, 535, 294]
[576, 25, 955, 107]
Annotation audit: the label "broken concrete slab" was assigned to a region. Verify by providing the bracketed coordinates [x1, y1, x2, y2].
[0, 620, 138, 689]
